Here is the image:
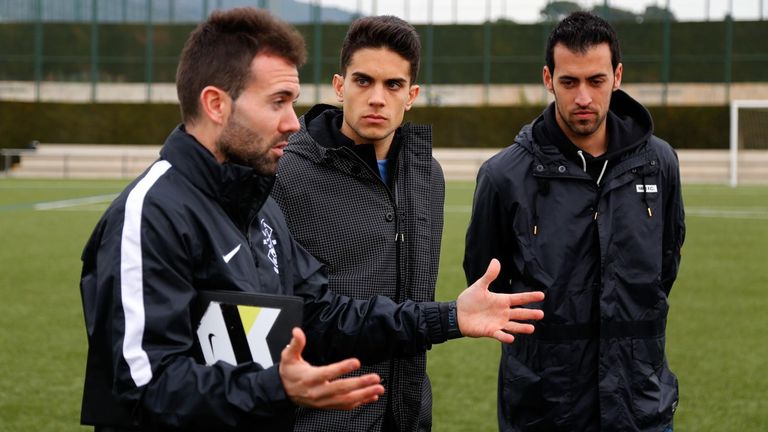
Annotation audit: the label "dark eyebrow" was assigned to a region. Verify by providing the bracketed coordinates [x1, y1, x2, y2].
[558, 73, 608, 81]
[271, 89, 299, 100]
[386, 77, 408, 86]
[350, 71, 408, 86]
[350, 72, 373, 81]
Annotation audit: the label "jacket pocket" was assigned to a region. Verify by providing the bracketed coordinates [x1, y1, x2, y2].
[499, 342, 573, 430]
[630, 337, 677, 428]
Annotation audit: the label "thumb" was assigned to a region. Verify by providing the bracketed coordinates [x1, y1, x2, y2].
[283, 327, 306, 361]
[480, 258, 501, 286]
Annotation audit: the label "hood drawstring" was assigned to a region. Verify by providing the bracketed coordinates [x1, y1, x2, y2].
[641, 171, 653, 217]
[577, 150, 609, 186]
[532, 177, 550, 236]
[577, 150, 587, 173]
[596, 160, 608, 186]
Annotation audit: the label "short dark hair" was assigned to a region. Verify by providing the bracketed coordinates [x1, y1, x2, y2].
[176, 7, 306, 124]
[545, 11, 621, 73]
[339, 15, 421, 83]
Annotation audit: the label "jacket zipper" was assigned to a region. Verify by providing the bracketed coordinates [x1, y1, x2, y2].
[338, 147, 403, 425]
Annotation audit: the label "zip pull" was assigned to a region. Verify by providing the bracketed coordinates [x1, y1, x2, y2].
[533, 225, 538, 236]
[593, 211, 599, 220]
[394, 233, 404, 242]
[647, 207, 653, 217]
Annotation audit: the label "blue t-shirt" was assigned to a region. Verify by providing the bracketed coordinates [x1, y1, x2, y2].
[377, 159, 389, 185]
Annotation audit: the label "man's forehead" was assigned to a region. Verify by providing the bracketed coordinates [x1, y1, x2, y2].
[552, 43, 613, 74]
[347, 47, 411, 80]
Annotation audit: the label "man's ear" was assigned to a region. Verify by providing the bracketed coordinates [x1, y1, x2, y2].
[543, 66, 554, 94]
[613, 63, 623, 90]
[332, 74, 345, 103]
[199, 86, 230, 126]
[404, 84, 420, 111]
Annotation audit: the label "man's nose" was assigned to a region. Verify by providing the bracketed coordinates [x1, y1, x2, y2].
[575, 85, 592, 106]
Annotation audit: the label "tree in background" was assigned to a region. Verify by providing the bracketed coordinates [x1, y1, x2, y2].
[540, 2, 675, 23]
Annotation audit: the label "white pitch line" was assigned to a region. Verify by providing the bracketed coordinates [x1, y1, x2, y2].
[34, 194, 118, 211]
[686, 208, 768, 220]
[445, 205, 768, 220]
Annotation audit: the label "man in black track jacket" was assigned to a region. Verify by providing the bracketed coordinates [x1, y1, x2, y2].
[272, 16, 444, 432]
[79, 8, 545, 432]
[464, 12, 685, 432]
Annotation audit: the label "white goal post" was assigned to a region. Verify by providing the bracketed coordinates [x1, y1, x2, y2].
[730, 100, 768, 187]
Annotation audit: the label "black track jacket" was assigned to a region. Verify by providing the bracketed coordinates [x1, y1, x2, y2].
[464, 90, 685, 431]
[80, 126, 458, 431]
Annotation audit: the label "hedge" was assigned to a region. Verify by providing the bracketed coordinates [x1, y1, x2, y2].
[0, 101, 728, 150]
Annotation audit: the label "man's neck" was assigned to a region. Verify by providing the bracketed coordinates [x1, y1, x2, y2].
[560, 120, 608, 157]
[340, 123, 394, 161]
[185, 122, 222, 162]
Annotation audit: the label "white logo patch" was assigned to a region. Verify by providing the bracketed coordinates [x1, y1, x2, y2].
[636, 184, 658, 193]
[261, 219, 279, 274]
[222, 244, 241, 263]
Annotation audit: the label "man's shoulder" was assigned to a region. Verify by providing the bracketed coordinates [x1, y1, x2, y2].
[646, 135, 679, 167]
[482, 142, 532, 174]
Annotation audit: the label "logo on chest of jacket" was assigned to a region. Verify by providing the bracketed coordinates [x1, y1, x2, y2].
[636, 184, 658, 193]
[260, 219, 279, 274]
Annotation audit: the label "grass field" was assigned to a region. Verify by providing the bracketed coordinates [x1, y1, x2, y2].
[0, 178, 766, 431]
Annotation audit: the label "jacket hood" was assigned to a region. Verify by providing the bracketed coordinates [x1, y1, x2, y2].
[286, 104, 406, 168]
[160, 125, 275, 228]
[521, 89, 653, 165]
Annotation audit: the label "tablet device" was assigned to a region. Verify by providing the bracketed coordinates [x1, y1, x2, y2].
[194, 290, 303, 368]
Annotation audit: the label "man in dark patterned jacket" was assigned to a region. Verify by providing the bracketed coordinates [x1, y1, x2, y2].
[272, 16, 443, 432]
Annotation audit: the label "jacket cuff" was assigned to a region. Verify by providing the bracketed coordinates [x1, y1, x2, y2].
[426, 301, 463, 344]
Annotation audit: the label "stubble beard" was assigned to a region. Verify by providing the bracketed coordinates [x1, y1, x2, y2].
[217, 114, 282, 176]
[554, 95, 606, 138]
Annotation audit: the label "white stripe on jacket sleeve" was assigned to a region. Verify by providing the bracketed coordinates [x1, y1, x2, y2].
[120, 160, 172, 387]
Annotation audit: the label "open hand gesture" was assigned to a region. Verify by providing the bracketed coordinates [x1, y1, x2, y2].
[456, 259, 545, 343]
[279, 327, 385, 410]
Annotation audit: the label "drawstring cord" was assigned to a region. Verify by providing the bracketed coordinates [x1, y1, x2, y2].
[641, 172, 653, 217]
[532, 177, 550, 236]
[577, 150, 587, 172]
[596, 160, 608, 186]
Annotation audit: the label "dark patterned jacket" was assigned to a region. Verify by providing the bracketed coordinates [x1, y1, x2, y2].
[273, 105, 445, 432]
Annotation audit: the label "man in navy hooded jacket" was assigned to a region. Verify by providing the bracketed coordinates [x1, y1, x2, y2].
[464, 12, 685, 432]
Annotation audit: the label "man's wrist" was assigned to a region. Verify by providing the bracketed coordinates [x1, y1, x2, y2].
[442, 301, 462, 339]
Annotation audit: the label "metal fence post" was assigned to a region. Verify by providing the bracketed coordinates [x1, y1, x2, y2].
[661, 0, 671, 106]
[34, 0, 43, 102]
[483, 0, 492, 105]
[312, 0, 322, 104]
[146, 0, 154, 102]
[424, 0, 434, 104]
[91, 0, 99, 102]
[724, 12, 733, 103]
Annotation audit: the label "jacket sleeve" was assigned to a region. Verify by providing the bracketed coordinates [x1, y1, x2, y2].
[95, 191, 292, 429]
[660, 145, 686, 294]
[463, 161, 518, 292]
[284, 233, 458, 365]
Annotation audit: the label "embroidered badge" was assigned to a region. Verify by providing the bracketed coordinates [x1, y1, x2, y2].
[260, 219, 279, 274]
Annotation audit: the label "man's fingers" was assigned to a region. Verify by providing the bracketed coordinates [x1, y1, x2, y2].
[301, 374, 383, 409]
[281, 327, 306, 362]
[315, 380, 385, 410]
[504, 322, 536, 335]
[506, 290, 545, 307]
[493, 329, 515, 344]
[509, 307, 545, 322]
[313, 358, 363, 383]
[480, 258, 501, 285]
